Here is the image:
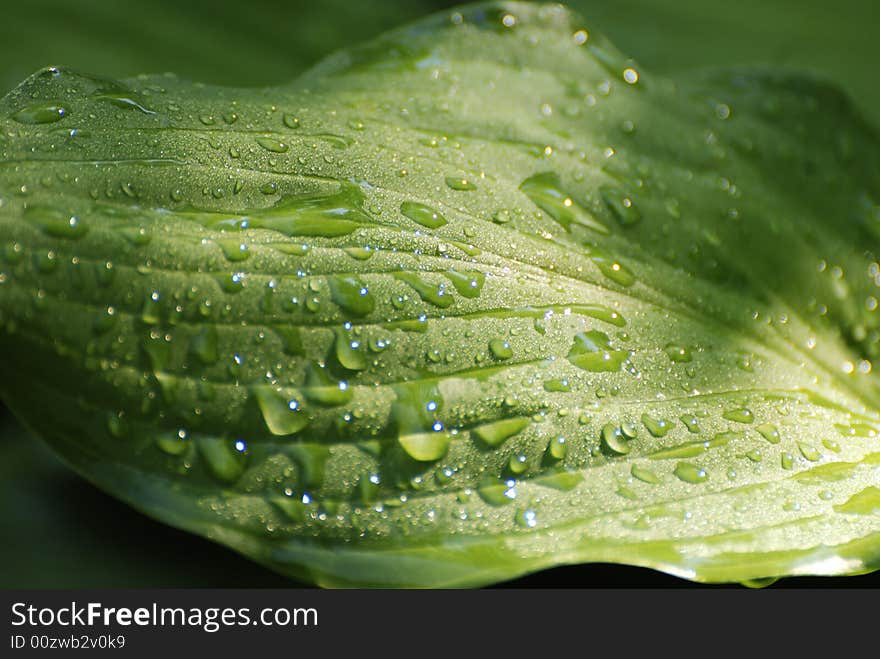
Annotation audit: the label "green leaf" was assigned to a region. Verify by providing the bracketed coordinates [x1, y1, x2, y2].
[1, 2, 880, 588]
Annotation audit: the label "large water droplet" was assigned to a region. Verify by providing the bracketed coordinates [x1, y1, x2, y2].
[190, 326, 218, 364]
[673, 461, 707, 484]
[723, 408, 754, 424]
[601, 423, 630, 455]
[489, 338, 513, 360]
[567, 330, 627, 371]
[477, 478, 517, 505]
[600, 185, 641, 226]
[256, 136, 289, 153]
[328, 275, 374, 317]
[25, 206, 87, 240]
[446, 270, 485, 298]
[631, 464, 661, 484]
[394, 272, 455, 308]
[303, 364, 353, 406]
[472, 417, 530, 448]
[393, 382, 450, 461]
[664, 343, 692, 363]
[253, 386, 309, 435]
[400, 201, 448, 229]
[12, 102, 67, 124]
[335, 327, 367, 371]
[445, 176, 477, 191]
[641, 413, 673, 437]
[520, 172, 609, 233]
[756, 423, 780, 443]
[217, 238, 250, 262]
[197, 435, 246, 483]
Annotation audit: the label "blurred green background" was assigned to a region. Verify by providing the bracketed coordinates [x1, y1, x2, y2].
[1, 0, 878, 588]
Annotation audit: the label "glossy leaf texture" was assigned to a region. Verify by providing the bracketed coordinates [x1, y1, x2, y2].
[1, 2, 880, 587]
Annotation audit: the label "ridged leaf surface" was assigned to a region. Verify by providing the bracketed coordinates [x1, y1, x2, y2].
[1, 2, 880, 587]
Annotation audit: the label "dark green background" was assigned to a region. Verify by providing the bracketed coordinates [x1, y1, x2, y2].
[1, 0, 878, 588]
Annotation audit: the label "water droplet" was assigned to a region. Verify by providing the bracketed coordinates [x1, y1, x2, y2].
[393, 382, 450, 461]
[190, 326, 218, 364]
[567, 331, 627, 371]
[679, 414, 701, 433]
[344, 246, 373, 260]
[156, 430, 189, 456]
[119, 226, 151, 246]
[642, 413, 673, 437]
[508, 453, 529, 475]
[253, 386, 309, 435]
[328, 275, 375, 317]
[400, 201, 447, 229]
[600, 185, 641, 226]
[217, 238, 250, 262]
[664, 343, 692, 363]
[303, 364, 353, 406]
[25, 206, 87, 240]
[141, 291, 162, 324]
[520, 172, 609, 233]
[106, 412, 127, 438]
[834, 487, 880, 514]
[12, 102, 67, 124]
[256, 136, 289, 153]
[335, 327, 367, 371]
[631, 464, 661, 484]
[546, 435, 567, 460]
[797, 442, 821, 462]
[394, 272, 454, 308]
[93, 87, 154, 114]
[601, 423, 630, 455]
[822, 438, 841, 453]
[543, 378, 571, 393]
[489, 338, 513, 360]
[216, 272, 245, 294]
[92, 306, 118, 334]
[35, 250, 57, 273]
[623, 68, 639, 84]
[445, 176, 477, 191]
[589, 250, 635, 286]
[533, 468, 582, 491]
[473, 417, 530, 448]
[492, 209, 513, 224]
[834, 422, 877, 437]
[196, 435, 246, 483]
[477, 478, 517, 506]
[445, 270, 485, 298]
[515, 508, 538, 528]
[723, 408, 754, 424]
[781, 452, 794, 470]
[620, 421, 638, 439]
[756, 423, 780, 444]
[673, 461, 707, 484]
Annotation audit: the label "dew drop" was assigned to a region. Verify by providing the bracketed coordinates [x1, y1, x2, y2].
[473, 417, 530, 448]
[445, 176, 477, 191]
[673, 461, 707, 484]
[400, 201, 447, 229]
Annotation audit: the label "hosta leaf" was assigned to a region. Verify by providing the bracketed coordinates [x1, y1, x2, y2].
[2, 2, 880, 587]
